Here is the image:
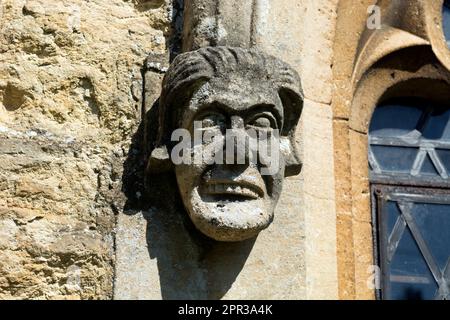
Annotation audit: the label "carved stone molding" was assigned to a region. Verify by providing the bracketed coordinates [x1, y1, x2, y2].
[351, 53, 450, 134]
[353, 0, 450, 86]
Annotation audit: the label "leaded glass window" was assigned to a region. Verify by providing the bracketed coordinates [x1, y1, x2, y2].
[444, 0, 450, 48]
[370, 98, 450, 187]
[370, 98, 450, 300]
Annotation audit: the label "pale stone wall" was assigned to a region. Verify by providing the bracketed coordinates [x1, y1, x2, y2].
[258, 0, 339, 299]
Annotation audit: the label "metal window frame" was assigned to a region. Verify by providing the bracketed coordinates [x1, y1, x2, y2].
[372, 184, 450, 300]
[369, 135, 450, 188]
[369, 100, 450, 299]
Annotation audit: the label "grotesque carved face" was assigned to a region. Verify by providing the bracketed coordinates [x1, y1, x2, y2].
[147, 47, 303, 242]
[174, 74, 286, 241]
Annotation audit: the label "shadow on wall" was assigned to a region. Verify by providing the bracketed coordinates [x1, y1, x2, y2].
[120, 0, 255, 299]
[121, 100, 256, 300]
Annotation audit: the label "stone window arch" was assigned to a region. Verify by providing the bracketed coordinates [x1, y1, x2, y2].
[348, 56, 450, 299]
[333, 0, 450, 299]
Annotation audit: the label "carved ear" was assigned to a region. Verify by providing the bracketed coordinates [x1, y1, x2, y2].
[284, 146, 302, 177]
[146, 146, 173, 174]
[281, 137, 302, 177]
[279, 86, 303, 177]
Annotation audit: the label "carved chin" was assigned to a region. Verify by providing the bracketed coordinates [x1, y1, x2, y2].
[186, 189, 274, 242]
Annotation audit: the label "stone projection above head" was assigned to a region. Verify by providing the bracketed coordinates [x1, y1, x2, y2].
[146, 46, 304, 242]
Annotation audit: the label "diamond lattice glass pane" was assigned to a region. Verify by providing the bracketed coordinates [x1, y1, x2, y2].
[387, 201, 401, 236]
[389, 227, 438, 300]
[422, 109, 450, 140]
[369, 101, 423, 138]
[412, 203, 450, 272]
[444, 1, 450, 48]
[436, 149, 450, 173]
[420, 154, 439, 176]
[371, 146, 418, 173]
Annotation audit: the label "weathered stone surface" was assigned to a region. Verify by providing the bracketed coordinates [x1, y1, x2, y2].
[115, 0, 339, 300]
[1, 0, 426, 301]
[0, 0, 173, 299]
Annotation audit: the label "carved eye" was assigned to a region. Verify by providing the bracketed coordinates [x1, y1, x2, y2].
[199, 113, 226, 129]
[247, 115, 277, 129]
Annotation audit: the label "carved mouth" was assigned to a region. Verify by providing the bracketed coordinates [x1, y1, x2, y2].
[201, 165, 266, 200]
[202, 182, 264, 200]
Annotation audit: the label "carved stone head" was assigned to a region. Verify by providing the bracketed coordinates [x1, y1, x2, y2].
[147, 47, 303, 242]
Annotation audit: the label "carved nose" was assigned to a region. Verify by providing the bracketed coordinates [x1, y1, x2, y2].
[225, 117, 252, 165]
[230, 116, 244, 130]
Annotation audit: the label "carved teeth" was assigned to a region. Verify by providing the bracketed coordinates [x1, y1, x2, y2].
[205, 183, 260, 199]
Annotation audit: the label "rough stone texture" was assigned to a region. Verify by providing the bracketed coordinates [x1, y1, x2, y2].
[6, 0, 442, 300]
[0, 0, 173, 299]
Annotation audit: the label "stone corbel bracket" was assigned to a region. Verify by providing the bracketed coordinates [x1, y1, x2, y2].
[143, 1, 304, 242]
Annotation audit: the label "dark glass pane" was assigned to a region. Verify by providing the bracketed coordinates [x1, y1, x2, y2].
[371, 145, 417, 173]
[420, 154, 439, 176]
[389, 227, 438, 300]
[422, 109, 450, 140]
[387, 201, 401, 236]
[412, 203, 450, 271]
[436, 149, 450, 173]
[369, 102, 423, 137]
[444, 1, 450, 48]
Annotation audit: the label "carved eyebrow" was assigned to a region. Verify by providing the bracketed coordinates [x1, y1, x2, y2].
[187, 101, 229, 129]
[195, 101, 232, 114]
[191, 101, 229, 120]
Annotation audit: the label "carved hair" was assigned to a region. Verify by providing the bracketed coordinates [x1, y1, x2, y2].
[157, 46, 304, 145]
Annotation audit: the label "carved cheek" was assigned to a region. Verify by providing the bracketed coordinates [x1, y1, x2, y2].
[175, 136, 225, 189]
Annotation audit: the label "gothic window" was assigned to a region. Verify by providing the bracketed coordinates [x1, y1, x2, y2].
[445, 0, 450, 48]
[370, 97, 450, 300]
